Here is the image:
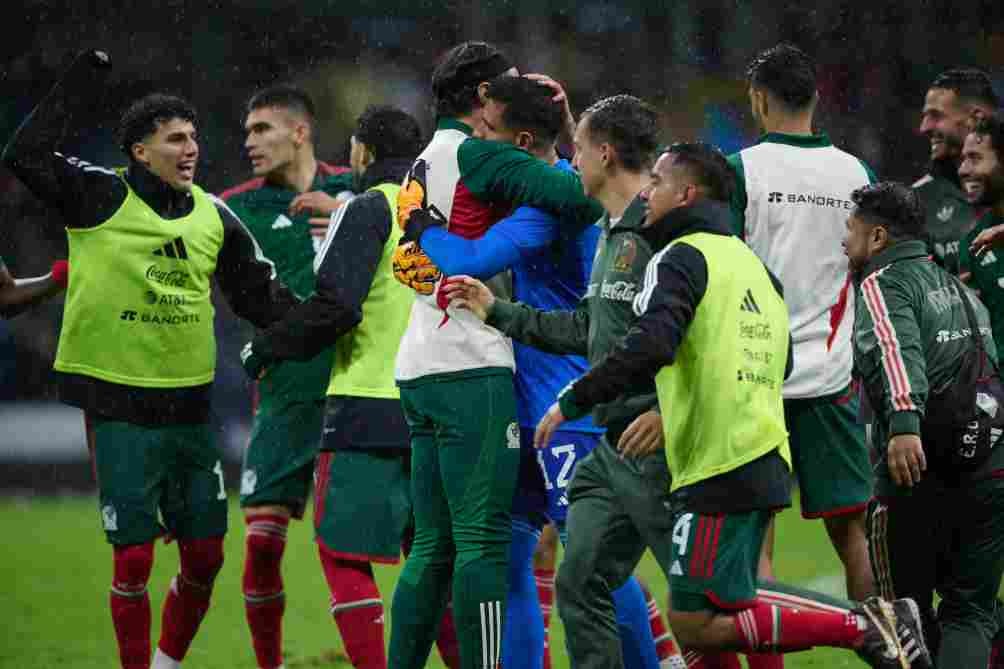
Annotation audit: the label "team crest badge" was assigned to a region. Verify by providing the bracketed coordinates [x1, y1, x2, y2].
[506, 422, 520, 449]
[241, 469, 258, 496]
[101, 504, 118, 531]
[612, 238, 637, 272]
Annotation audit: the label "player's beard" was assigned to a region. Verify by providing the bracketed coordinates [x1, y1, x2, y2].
[928, 140, 964, 186]
[971, 167, 1004, 208]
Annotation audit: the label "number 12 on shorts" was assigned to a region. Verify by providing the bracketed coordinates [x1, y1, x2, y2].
[536, 443, 577, 491]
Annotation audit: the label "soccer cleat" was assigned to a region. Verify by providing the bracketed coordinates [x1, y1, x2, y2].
[853, 597, 932, 669]
[890, 598, 932, 669]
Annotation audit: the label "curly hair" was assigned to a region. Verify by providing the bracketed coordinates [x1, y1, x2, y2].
[581, 95, 659, 172]
[850, 182, 925, 242]
[431, 41, 514, 119]
[118, 93, 197, 159]
[355, 105, 424, 161]
[746, 43, 817, 111]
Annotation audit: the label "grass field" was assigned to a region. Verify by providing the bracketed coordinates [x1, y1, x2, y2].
[2, 494, 867, 668]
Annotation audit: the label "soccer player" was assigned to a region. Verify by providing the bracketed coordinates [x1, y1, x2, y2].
[0, 256, 67, 318]
[848, 180, 1004, 668]
[413, 76, 672, 669]
[914, 68, 998, 275]
[239, 104, 430, 669]
[2, 51, 298, 669]
[961, 113, 1004, 357]
[729, 43, 875, 602]
[387, 41, 602, 669]
[528, 143, 931, 669]
[219, 84, 353, 669]
[445, 94, 684, 669]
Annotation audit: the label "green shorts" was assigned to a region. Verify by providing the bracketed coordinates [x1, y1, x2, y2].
[668, 508, 771, 612]
[87, 415, 228, 546]
[785, 385, 872, 518]
[313, 449, 412, 563]
[240, 399, 324, 518]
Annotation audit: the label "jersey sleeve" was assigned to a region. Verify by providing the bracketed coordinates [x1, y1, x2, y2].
[252, 191, 391, 362]
[2, 52, 125, 228]
[420, 205, 559, 278]
[457, 138, 603, 228]
[560, 243, 708, 419]
[855, 270, 927, 437]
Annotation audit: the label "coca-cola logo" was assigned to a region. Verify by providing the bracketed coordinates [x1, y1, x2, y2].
[146, 264, 190, 288]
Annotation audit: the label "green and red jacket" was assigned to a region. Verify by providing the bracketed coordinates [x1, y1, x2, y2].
[852, 239, 1002, 483]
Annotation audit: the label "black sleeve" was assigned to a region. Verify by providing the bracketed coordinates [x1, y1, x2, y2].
[571, 243, 708, 410]
[763, 265, 794, 379]
[212, 197, 300, 328]
[1, 51, 125, 228]
[252, 191, 392, 362]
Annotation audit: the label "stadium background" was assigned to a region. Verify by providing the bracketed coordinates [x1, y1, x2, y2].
[0, 2, 1003, 665]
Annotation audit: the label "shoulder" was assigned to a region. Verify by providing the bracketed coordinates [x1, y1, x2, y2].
[458, 136, 527, 165]
[218, 177, 265, 202]
[912, 174, 934, 189]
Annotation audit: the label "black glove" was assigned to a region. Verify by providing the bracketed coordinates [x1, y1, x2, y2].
[240, 341, 270, 380]
[402, 207, 447, 245]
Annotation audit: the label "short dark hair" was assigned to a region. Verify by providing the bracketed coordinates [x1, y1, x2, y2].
[850, 182, 925, 242]
[484, 77, 563, 148]
[247, 84, 316, 125]
[431, 41, 514, 118]
[930, 68, 1000, 109]
[118, 93, 197, 158]
[581, 95, 659, 172]
[746, 43, 817, 110]
[663, 142, 735, 203]
[970, 111, 1004, 164]
[354, 105, 424, 161]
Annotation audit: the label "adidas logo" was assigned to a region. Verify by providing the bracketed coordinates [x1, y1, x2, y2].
[740, 288, 761, 314]
[153, 237, 189, 260]
[937, 204, 955, 222]
[982, 250, 997, 266]
[272, 215, 293, 230]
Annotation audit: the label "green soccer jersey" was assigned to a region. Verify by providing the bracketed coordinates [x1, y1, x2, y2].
[914, 173, 978, 276]
[222, 169, 353, 408]
[961, 210, 1004, 357]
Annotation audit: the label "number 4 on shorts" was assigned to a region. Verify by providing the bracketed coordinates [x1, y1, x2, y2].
[670, 512, 693, 576]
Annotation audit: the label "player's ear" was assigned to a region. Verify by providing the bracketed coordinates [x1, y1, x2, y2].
[293, 121, 310, 148]
[515, 131, 534, 152]
[131, 142, 148, 166]
[477, 81, 491, 107]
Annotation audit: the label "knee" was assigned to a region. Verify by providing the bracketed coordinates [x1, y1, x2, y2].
[245, 516, 289, 566]
[113, 542, 155, 591]
[180, 536, 225, 587]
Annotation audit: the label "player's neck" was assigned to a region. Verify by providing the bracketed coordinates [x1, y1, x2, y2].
[762, 114, 814, 137]
[598, 171, 648, 220]
[530, 145, 559, 166]
[271, 153, 318, 193]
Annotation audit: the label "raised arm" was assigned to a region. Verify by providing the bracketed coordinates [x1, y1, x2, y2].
[458, 138, 603, 228]
[419, 205, 559, 278]
[2, 50, 125, 228]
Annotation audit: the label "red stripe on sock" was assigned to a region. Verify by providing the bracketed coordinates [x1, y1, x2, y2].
[313, 452, 333, 531]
